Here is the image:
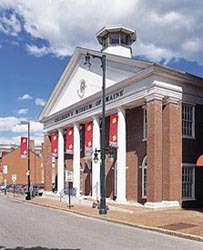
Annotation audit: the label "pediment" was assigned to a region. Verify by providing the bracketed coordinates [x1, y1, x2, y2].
[39, 48, 152, 121]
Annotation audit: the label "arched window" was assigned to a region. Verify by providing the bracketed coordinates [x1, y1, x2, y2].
[142, 156, 147, 199]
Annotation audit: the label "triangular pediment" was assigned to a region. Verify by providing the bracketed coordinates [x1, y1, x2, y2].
[39, 47, 152, 121]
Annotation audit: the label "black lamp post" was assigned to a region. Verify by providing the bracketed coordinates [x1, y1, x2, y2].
[84, 52, 107, 214]
[21, 120, 31, 200]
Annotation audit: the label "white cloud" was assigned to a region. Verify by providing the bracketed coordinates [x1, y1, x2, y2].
[17, 108, 29, 115]
[0, 116, 44, 146]
[35, 98, 46, 107]
[13, 120, 43, 133]
[0, 117, 20, 131]
[18, 94, 33, 100]
[0, 0, 203, 64]
[0, 12, 21, 36]
[26, 44, 50, 57]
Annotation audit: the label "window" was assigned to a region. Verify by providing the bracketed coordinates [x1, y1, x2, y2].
[182, 104, 195, 138]
[110, 34, 119, 44]
[143, 108, 147, 140]
[102, 36, 108, 47]
[142, 156, 147, 199]
[182, 164, 195, 200]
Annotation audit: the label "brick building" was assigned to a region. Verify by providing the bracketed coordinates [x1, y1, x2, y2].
[0, 144, 18, 183]
[1, 144, 43, 185]
[39, 25, 203, 208]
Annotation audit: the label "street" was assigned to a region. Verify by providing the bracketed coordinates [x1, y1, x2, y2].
[0, 196, 203, 250]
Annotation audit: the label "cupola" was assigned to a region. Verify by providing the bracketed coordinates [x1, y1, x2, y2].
[96, 25, 136, 58]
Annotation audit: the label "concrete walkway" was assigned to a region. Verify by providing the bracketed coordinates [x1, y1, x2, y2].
[2, 192, 203, 243]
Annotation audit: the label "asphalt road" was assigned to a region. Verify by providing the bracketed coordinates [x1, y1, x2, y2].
[0, 196, 203, 250]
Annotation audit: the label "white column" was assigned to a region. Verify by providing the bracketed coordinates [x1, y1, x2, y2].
[116, 107, 127, 202]
[57, 128, 64, 194]
[73, 123, 80, 197]
[92, 116, 101, 200]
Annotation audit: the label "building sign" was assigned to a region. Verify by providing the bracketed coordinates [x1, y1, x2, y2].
[54, 89, 124, 123]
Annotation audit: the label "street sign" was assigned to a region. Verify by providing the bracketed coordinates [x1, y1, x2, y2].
[12, 174, 17, 182]
[3, 165, 8, 174]
[65, 170, 73, 182]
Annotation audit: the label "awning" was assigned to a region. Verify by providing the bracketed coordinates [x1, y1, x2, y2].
[197, 155, 203, 166]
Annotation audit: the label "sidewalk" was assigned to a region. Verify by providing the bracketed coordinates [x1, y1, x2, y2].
[2, 192, 203, 243]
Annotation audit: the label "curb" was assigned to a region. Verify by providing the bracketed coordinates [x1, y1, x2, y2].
[2, 194, 203, 243]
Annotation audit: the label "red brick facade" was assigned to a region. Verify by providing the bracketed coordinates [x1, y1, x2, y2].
[147, 99, 163, 202]
[42, 102, 203, 207]
[2, 147, 42, 184]
[162, 101, 182, 202]
[43, 134, 52, 191]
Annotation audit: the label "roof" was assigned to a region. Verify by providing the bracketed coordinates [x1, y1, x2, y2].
[39, 46, 203, 123]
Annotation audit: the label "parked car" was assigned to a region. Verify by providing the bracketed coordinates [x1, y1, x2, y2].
[0, 183, 7, 191]
[22, 184, 44, 196]
[33, 184, 44, 196]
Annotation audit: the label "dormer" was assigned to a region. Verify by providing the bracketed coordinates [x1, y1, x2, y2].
[96, 25, 136, 58]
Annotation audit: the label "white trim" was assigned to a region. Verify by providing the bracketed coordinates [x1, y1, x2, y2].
[57, 128, 64, 194]
[144, 201, 180, 209]
[73, 123, 81, 197]
[182, 103, 195, 139]
[92, 117, 100, 200]
[182, 163, 196, 201]
[116, 107, 127, 202]
[143, 108, 147, 141]
[182, 163, 196, 167]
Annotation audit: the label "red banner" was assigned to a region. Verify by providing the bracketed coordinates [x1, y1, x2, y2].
[20, 137, 28, 159]
[66, 127, 74, 154]
[109, 114, 118, 147]
[85, 122, 93, 153]
[51, 132, 58, 157]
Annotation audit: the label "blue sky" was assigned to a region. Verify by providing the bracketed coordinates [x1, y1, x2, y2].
[0, 0, 203, 145]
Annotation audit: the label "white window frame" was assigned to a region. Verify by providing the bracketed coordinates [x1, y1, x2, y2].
[141, 156, 147, 199]
[182, 163, 196, 201]
[182, 104, 195, 139]
[142, 108, 147, 141]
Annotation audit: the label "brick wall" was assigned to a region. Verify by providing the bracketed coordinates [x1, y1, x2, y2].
[162, 101, 182, 202]
[43, 134, 52, 191]
[2, 147, 42, 184]
[126, 107, 146, 202]
[147, 100, 163, 202]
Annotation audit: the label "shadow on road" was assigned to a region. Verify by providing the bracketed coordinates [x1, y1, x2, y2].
[0, 247, 80, 250]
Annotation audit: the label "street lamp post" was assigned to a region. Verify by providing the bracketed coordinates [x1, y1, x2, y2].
[21, 121, 31, 200]
[84, 52, 107, 214]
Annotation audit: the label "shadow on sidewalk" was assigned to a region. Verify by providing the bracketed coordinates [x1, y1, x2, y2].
[0, 247, 80, 250]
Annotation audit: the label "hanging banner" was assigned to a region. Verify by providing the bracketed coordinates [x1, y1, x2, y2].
[20, 137, 28, 159]
[85, 122, 93, 153]
[109, 113, 118, 147]
[66, 127, 74, 154]
[51, 132, 58, 157]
